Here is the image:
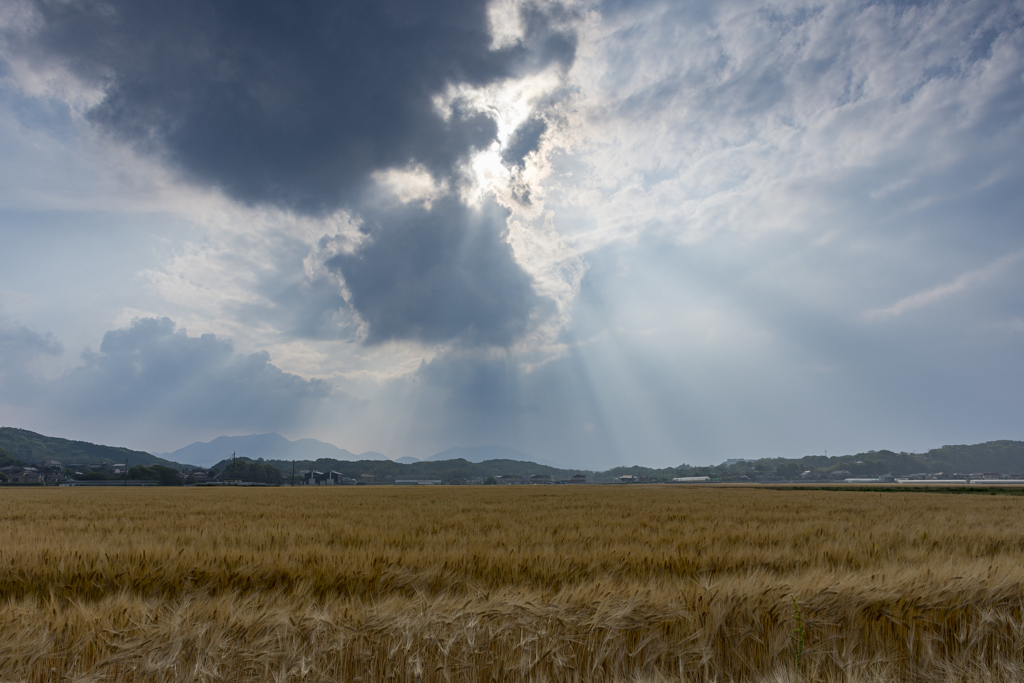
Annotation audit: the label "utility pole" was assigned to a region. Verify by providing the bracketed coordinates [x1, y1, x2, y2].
[124, 457, 128, 486]
[232, 451, 236, 477]
[291, 460, 296, 486]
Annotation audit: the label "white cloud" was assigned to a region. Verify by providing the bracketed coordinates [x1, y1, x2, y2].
[541, 0, 1024, 252]
[371, 165, 449, 208]
[2, 0, 1023, 462]
[866, 250, 1024, 320]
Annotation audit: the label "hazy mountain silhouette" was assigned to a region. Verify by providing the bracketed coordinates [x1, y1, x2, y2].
[158, 433, 387, 467]
[424, 445, 556, 466]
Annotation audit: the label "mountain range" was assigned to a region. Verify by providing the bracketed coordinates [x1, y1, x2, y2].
[391, 446, 557, 465]
[155, 433, 387, 468]
[6, 427, 1024, 482]
[155, 433, 553, 468]
[423, 445, 561, 467]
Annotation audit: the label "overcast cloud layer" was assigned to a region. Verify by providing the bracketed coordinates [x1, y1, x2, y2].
[0, 0, 1021, 468]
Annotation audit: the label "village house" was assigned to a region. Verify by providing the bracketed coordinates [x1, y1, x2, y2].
[9, 468, 44, 484]
[301, 470, 325, 485]
[189, 468, 212, 483]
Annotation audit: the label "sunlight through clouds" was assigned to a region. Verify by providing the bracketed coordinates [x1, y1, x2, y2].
[0, 0, 1022, 464]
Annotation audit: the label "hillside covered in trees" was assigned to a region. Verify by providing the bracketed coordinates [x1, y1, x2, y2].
[0, 428, 184, 469]
[3, 426, 1023, 483]
[210, 456, 591, 483]
[599, 441, 1024, 482]
[0, 446, 26, 468]
[212, 441, 1024, 483]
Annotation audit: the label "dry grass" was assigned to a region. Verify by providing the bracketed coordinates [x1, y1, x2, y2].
[1, 486, 1023, 682]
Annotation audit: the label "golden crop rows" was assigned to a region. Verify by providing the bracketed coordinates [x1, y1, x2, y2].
[1, 486, 1023, 682]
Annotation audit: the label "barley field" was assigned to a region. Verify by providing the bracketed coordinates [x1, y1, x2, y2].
[1, 486, 1023, 682]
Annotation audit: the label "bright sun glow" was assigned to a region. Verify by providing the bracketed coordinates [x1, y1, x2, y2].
[433, 68, 563, 205]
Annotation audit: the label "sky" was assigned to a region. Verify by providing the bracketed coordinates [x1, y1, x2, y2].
[0, 0, 1022, 469]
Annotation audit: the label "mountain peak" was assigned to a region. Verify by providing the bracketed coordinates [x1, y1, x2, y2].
[163, 434, 386, 467]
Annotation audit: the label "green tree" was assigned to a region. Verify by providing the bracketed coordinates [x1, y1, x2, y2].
[129, 464, 183, 485]
[220, 459, 282, 485]
[75, 471, 119, 481]
[153, 465, 184, 486]
[0, 446, 25, 469]
[129, 465, 153, 480]
[776, 463, 801, 480]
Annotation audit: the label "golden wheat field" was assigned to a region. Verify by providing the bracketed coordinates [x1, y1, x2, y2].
[1, 486, 1023, 683]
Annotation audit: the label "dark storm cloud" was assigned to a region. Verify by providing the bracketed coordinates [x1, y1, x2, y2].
[51, 317, 332, 431]
[502, 117, 547, 168]
[253, 273, 353, 342]
[8, 0, 577, 347]
[329, 196, 550, 345]
[12, 0, 576, 213]
[418, 351, 534, 414]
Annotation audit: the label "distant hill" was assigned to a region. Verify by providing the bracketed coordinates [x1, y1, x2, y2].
[736, 440, 1024, 479]
[0, 427, 184, 469]
[5, 426, 1019, 484]
[171, 439, 578, 470]
[919, 441, 1024, 474]
[159, 433, 388, 467]
[425, 445, 559, 466]
[0, 445, 26, 468]
[201, 440, 1024, 483]
[221, 456, 594, 483]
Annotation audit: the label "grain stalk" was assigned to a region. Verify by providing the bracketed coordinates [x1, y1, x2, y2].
[790, 595, 805, 669]
[0, 487, 1022, 682]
